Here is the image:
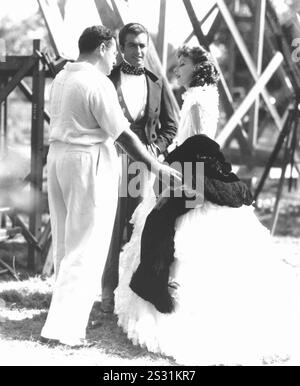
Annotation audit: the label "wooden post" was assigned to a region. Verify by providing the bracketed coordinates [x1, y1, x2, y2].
[248, 0, 266, 149]
[0, 75, 8, 228]
[227, 31, 236, 89]
[157, 0, 168, 74]
[28, 40, 45, 272]
[0, 77, 7, 155]
[18, 80, 50, 124]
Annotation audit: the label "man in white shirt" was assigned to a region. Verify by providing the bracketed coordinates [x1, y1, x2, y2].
[40, 25, 180, 347]
[101, 23, 178, 313]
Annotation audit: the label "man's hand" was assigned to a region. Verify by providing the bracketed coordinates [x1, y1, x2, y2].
[155, 162, 182, 190]
[116, 129, 182, 188]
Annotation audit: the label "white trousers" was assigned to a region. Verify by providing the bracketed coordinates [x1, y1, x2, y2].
[41, 140, 119, 346]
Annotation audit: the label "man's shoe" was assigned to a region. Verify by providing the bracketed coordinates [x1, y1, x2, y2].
[64, 339, 96, 349]
[39, 336, 60, 347]
[100, 298, 114, 314]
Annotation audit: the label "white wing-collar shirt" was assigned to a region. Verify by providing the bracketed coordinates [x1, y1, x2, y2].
[120, 68, 147, 121]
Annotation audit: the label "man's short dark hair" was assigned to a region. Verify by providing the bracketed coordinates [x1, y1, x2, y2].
[118, 23, 149, 48]
[78, 25, 116, 54]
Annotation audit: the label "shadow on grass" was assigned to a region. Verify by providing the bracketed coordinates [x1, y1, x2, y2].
[87, 302, 177, 364]
[0, 312, 48, 342]
[0, 289, 51, 309]
[0, 287, 176, 364]
[0, 284, 50, 342]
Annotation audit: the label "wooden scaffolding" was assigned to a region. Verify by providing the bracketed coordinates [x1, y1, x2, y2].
[1, 0, 299, 273]
[0, 40, 66, 273]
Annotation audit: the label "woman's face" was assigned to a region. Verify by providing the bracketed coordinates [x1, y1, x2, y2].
[174, 55, 194, 88]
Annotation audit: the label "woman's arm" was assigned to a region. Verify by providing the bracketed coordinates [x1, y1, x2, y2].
[190, 103, 203, 135]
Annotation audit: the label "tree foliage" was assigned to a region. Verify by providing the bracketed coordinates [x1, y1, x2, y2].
[0, 10, 52, 56]
[269, 0, 300, 25]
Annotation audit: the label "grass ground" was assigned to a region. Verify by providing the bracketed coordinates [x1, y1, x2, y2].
[0, 277, 177, 366]
[1, 169, 300, 366]
[0, 236, 300, 366]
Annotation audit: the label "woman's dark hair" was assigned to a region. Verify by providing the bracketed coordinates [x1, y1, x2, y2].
[78, 25, 116, 54]
[118, 23, 149, 48]
[177, 45, 219, 87]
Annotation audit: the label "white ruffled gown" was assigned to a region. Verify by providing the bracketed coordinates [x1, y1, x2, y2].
[114, 86, 300, 366]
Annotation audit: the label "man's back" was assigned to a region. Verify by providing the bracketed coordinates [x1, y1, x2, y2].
[49, 62, 120, 145]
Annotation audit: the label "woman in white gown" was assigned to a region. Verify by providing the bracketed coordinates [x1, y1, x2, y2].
[114, 46, 300, 366]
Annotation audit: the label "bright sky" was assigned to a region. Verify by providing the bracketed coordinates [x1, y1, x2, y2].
[1, 0, 39, 21]
[1, 0, 217, 57]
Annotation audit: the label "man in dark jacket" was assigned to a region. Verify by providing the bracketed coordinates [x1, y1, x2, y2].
[101, 23, 178, 313]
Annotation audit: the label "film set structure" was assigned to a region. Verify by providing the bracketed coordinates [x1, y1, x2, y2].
[0, 0, 299, 276]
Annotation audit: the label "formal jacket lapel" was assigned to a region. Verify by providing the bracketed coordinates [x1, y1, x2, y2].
[109, 65, 121, 88]
[145, 69, 162, 137]
[109, 65, 166, 146]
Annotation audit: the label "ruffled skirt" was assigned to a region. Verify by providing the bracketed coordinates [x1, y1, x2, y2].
[115, 194, 300, 365]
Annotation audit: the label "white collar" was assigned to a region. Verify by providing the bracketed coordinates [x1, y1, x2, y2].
[64, 62, 100, 73]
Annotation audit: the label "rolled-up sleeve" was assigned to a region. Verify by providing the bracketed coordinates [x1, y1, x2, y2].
[89, 76, 130, 141]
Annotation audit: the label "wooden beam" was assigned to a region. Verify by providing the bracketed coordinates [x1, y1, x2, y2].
[0, 76, 8, 153]
[0, 56, 37, 102]
[270, 134, 291, 235]
[217, 52, 284, 147]
[37, 0, 71, 58]
[0, 56, 35, 72]
[247, 0, 293, 95]
[0, 57, 61, 78]
[182, 0, 251, 154]
[227, 32, 236, 89]
[94, 0, 123, 29]
[223, 146, 288, 167]
[206, 8, 223, 43]
[216, 0, 283, 132]
[7, 211, 42, 251]
[182, 0, 209, 50]
[213, 57, 251, 152]
[28, 40, 45, 272]
[42, 242, 53, 277]
[249, 0, 266, 148]
[266, 1, 300, 92]
[183, 3, 218, 44]
[38, 219, 51, 251]
[18, 81, 50, 124]
[0, 257, 20, 281]
[157, 0, 168, 73]
[253, 104, 297, 200]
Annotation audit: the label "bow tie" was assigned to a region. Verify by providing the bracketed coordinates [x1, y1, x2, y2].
[121, 62, 145, 76]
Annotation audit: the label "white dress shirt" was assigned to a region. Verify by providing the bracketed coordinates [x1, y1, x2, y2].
[120, 71, 147, 121]
[49, 62, 129, 145]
